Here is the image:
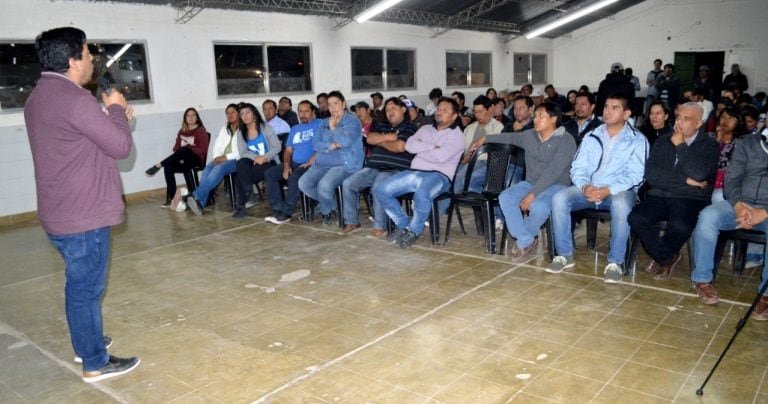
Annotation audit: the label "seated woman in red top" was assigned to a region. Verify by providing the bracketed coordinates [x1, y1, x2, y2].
[146, 108, 209, 207]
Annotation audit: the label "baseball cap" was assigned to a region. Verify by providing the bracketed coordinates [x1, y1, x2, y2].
[611, 62, 623, 72]
[403, 99, 417, 109]
[370, 92, 383, 99]
[699, 65, 710, 71]
[350, 101, 370, 112]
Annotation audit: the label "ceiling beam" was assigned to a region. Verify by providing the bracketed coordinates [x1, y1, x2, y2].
[431, 0, 519, 38]
[173, 0, 206, 23]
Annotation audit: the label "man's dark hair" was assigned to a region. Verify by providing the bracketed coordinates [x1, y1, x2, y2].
[472, 95, 492, 110]
[654, 58, 662, 64]
[664, 63, 675, 71]
[384, 96, 406, 109]
[535, 102, 563, 127]
[692, 88, 704, 97]
[624, 67, 633, 75]
[606, 93, 630, 110]
[262, 99, 277, 109]
[298, 99, 316, 113]
[317, 92, 328, 101]
[576, 91, 596, 105]
[492, 98, 506, 108]
[429, 88, 443, 100]
[279, 96, 292, 106]
[35, 27, 86, 73]
[544, 84, 555, 91]
[743, 105, 759, 122]
[452, 91, 465, 104]
[513, 95, 534, 108]
[437, 96, 459, 114]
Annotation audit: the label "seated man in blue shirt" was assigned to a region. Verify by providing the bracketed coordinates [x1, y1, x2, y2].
[546, 93, 649, 283]
[263, 100, 319, 224]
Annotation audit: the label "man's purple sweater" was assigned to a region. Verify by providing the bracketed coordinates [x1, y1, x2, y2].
[25, 72, 132, 235]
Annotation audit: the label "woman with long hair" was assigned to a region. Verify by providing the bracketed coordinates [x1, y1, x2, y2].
[232, 103, 281, 219]
[712, 106, 743, 202]
[146, 108, 209, 207]
[641, 100, 673, 145]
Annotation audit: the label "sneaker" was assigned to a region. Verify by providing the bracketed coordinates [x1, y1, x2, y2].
[321, 211, 337, 227]
[751, 295, 768, 321]
[270, 212, 292, 224]
[603, 263, 623, 284]
[145, 165, 160, 176]
[653, 253, 681, 281]
[82, 355, 140, 383]
[74, 336, 112, 363]
[231, 208, 248, 219]
[695, 282, 719, 305]
[511, 238, 538, 262]
[341, 223, 362, 235]
[187, 196, 202, 216]
[396, 228, 419, 249]
[545, 256, 575, 274]
[245, 194, 259, 209]
[387, 228, 406, 243]
[369, 228, 387, 238]
[161, 199, 171, 209]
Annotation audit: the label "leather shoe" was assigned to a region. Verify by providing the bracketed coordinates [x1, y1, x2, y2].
[696, 282, 719, 305]
[751, 295, 768, 321]
[645, 259, 660, 275]
[653, 253, 681, 280]
[341, 223, 362, 235]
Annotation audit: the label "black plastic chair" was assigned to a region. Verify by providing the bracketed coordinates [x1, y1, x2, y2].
[444, 143, 516, 254]
[299, 185, 344, 227]
[626, 221, 694, 275]
[570, 208, 633, 275]
[714, 229, 766, 275]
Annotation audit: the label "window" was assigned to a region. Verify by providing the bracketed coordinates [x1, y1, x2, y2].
[351, 48, 415, 91]
[0, 41, 150, 111]
[513, 53, 547, 85]
[214, 43, 312, 96]
[446, 51, 491, 87]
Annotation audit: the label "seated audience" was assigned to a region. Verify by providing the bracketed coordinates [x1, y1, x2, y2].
[544, 84, 568, 111]
[452, 95, 504, 194]
[373, 97, 465, 248]
[486, 87, 497, 100]
[472, 102, 577, 262]
[186, 104, 243, 215]
[452, 91, 473, 128]
[277, 96, 299, 127]
[425, 88, 442, 116]
[563, 92, 601, 145]
[404, 99, 432, 128]
[562, 90, 577, 121]
[298, 91, 363, 225]
[628, 102, 718, 280]
[341, 97, 418, 236]
[546, 94, 649, 283]
[264, 100, 319, 224]
[263, 99, 290, 136]
[316, 92, 330, 119]
[145, 107, 209, 207]
[232, 103, 281, 219]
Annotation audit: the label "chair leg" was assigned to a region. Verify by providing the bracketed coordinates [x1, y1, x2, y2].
[472, 206, 484, 235]
[586, 218, 598, 250]
[499, 221, 508, 256]
[444, 201, 455, 245]
[626, 231, 642, 275]
[300, 192, 314, 222]
[733, 240, 748, 275]
[544, 217, 555, 261]
[456, 205, 467, 235]
[226, 173, 237, 211]
[482, 203, 496, 254]
[713, 235, 728, 281]
[335, 185, 344, 228]
[429, 200, 440, 245]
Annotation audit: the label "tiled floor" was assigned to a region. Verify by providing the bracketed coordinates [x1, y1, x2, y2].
[1, 187, 767, 403]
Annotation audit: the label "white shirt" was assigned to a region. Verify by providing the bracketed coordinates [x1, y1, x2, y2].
[267, 116, 291, 134]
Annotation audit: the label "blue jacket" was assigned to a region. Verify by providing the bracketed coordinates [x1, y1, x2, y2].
[312, 111, 364, 172]
[570, 122, 649, 195]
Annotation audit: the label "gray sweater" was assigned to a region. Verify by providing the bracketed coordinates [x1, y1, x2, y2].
[488, 126, 577, 196]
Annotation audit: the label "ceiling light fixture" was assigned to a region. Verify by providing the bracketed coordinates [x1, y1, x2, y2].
[354, 0, 403, 23]
[105, 44, 132, 68]
[525, 0, 619, 39]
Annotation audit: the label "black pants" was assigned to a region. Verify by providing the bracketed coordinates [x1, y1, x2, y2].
[628, 195, 709, 265]
[235, 157, 275, 207]
[161, 147, 202, 201]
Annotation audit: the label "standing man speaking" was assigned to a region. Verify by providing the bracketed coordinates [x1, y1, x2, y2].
[25, 27, 140, 382]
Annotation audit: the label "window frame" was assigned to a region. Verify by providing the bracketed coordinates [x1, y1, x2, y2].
[513, 52, 547, 85]
[350, 46, 417, 92]
[445, 50, 492, 89]
[213, 41, 314, 98]
[0, 38, 153, 113]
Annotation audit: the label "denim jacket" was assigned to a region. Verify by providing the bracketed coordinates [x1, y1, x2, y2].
[570, 122, 649, 195]
[313, 111, 364, 172]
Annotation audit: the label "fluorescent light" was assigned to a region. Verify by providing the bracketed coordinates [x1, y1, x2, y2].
[354, 0, 403, 23]
[105, 44, 132, 68]
[525, 0, 619, 39]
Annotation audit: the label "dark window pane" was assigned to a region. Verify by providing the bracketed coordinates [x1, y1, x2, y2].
[214, 44, 265, 95]
[352, 49, 383, 91]
[386, 49, 415, 90]
[90, 43, 150, 102]
[470, 53, 491, 87]
[446, 52, 469, 87]
[0, 43, 39, 110]
[532, 54, 547, 84]
[513, 53, 530, 85]
[267, 45, 312, 93]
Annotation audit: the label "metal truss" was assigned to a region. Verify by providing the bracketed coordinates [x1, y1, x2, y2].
[430, 0, 519, 37]
[173, 0, 206, 23]
[379, 7, 520, 35]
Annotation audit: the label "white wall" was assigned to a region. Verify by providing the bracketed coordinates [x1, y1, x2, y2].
[0, 0, 525, 216]
[551, 0, 768, 93]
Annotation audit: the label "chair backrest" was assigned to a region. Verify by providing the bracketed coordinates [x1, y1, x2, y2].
[461, 143, 515, 194]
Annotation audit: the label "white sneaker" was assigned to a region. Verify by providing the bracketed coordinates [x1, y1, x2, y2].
[603, 263, 623, 284]
[495, 218, 504, 231]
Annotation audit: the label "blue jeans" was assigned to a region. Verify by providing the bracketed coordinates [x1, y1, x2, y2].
[551, 186, 636, 264]
[193, 159, 237, 208]
[341, 168, 395, 229]
[453, 161, 486, 194]
[264, 162, 308, 216]
[374, 170, 450, 236]
[298, 165, 352, 215]
[48, 227, 111, 372]
[692, 200, 768, 292]
[500, 181, 565, 249]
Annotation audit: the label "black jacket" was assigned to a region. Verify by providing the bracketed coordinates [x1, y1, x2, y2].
[564, 115, 602, 145]
[646, 132, 719, 201]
